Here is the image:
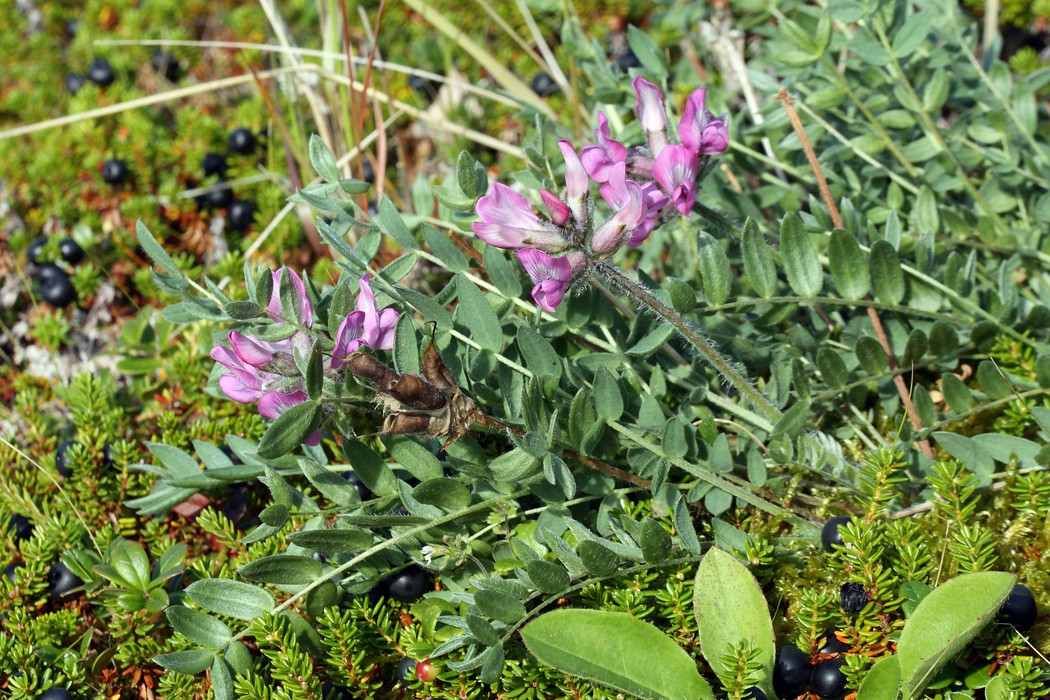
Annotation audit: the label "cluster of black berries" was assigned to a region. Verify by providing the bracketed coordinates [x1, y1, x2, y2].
[27, 235, 85, 308]
[195, 127, 259, 232]
[771, 643, 849, 700]
[65, 57, 115, 95]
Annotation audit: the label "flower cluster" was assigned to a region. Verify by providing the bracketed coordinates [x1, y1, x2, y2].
[471, 78, 728, 312]
[210, 268, 398, 442]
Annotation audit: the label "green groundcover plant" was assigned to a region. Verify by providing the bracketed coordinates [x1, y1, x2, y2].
[3, 0, 1050, 698]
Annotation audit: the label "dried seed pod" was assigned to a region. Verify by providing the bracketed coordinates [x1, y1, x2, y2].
[347, 353, 447, 410]
[421, 338, 457, 392]
[383, 413, 433, 435]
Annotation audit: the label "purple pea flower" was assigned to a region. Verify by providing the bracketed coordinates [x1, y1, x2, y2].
[581, 112, 628, 183]
[633, 76, 668, 155]
[558, 140, 589, 227]
[355, 274, 399, 350]
[516, 249, 586, 312]
[591, 163, 646, 255]
[471, 183, 569, 252]
[679, 87, 729, 155]
[211, 344, 272, 404]
[540, 190, 571, 226]
[258, 389, 320, 445]
[330, 311, 366, 370]
[267, 267, 313, 327]
[652, 144, 698, 216]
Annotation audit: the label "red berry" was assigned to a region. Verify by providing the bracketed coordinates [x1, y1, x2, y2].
[415, 659, 438, 682]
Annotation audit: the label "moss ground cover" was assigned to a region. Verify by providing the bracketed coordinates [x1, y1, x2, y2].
[2, 1, 1049, 698]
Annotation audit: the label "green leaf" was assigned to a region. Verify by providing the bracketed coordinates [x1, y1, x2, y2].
[897, 572, 1014, 699]
[299, 459, 359, 507]
[457, 150, 481, 199]
[891, 10, 931, 58]
[856, 655, 901, 700]
[305, 343, 323, 400]
[433, 185, 477, 211]
[377, 196, 419, 250]
[869, 240, 905, 304]
[780, 212, 822, 297]
[922, 69, 950, 113]
[772, 401, 810, 439]
[912, 186, 939, 233]
[422, 224, 469, 272]
[626, 324, 675, 357]
[479, 644, 505, 684]
[455, 275, 503, 352]
[223, 301, 264, 320]
[855, 336, 888, 375]
[211, 657, 235, 700]
[107, 539, 151, 591]
[741, 219, 777, 298]
[693, 548, 775, 695]
[697, 231, 732, 305]
[185, 579, 275, 621]
[474, 589, 527, 624]
[626, 25, 668, 81]
[342, 441, 397, 496]
[816, 348, 848, 390]
[411, 479, 471, 511]
[166, 606, 232, 648]
[392, 315, 421, 376]
[309, 134, 341, 183]
[516, 326, 562, 397]
[940, 373, 973, 413]
[526, 560, 570, 594]
[387, 437, 443, 481]
[977, 361, 1012, 399]
[288, 527, 374, 554]
[256, 400, 321, 459]
[639, 519, 673, 563]
[153, 649, 215, 675]
[579, 540, 620, 577]
[521, 610, 713, 700]
[592, 367, 623, 421]
[137, 220, 184, 279]
[829, 229, 869, 300]
[239, 555, 322, 586]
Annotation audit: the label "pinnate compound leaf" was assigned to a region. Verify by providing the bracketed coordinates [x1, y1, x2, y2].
[153, 649, 215, 675]
[521, 609, 713, 700]
[896, 571, 1014, 699]
[693, 547, 775, 695]
[856, 655, 901, 700]
[185, 579, 275, 621]
[166, 606, 232, 648]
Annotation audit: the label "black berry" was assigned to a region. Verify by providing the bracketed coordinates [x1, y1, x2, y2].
[360, 159, 375, 184]
[378, 565, 428, 603]
[840, 582, 868, 613]
[55, 440, 76, 477]
[151, 49, 183, 81]
[102, 158, 128, 185]
[4, 562, 24, 583]
[48, 560, 84, 600]
[37, 688, 74, 700]
[343, 471, 372, 501]
[37, 265, 77, 308]
[86, 58, 115, 87]
[202, 152, 228, 178]
[810, 657, 848, 699]
[202, 182, 234, 209]
[817, 629, 850, 655]
[320, 682, 351, 700]
[102, 442, 118, 468]
[397, 657, 417, 686]
[65, 73, 85, 95]
[58, 238, 85, 264]
[8, 514, 33, 541]
[530, 72, 560, 97]
[26, 235, 47, 264]
[773, 646, 811, 698]
[821, 516, 852, 553]
[227, 128, 257, 155]
[1000, 583, 1038, 632]
[615, 47, 642, 71]
[228, 200, 256, 231]
[743, 688, 767, 700]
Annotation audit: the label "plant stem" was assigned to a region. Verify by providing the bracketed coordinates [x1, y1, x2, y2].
[594, 261, 782, 424]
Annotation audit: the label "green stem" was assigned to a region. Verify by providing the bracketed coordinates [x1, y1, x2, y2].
[594, 261, 782, 424]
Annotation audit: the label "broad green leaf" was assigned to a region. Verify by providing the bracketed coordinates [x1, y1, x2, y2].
[639, 519, 673, 563]
[897, 572, 1014, 699]
[108, 539, 151, 591]
[166, 606, 232, 648]
[299, 459, 359, 507]
[239, 555, 322, 586]
[153, 649, 214, 675]
[626, 324, 675, 357]
[593, 367, 624, 421]
[308, 134, 340, 182]
[422, 224, 469, 272]
[466, 614, 501, 646]
[855, 336, 889, 375]
[940, 373, 973, 412]
[780, 212, 822, 297]
[912, 186, 939, 233]
[891, 10, 931, 58]
[185, 579, 275, 621]
[816, 347, 848, 390]
[869, 240, 905, 304]
[223, 301, 264, 320]
[474, 589, 527, 624]
[342, 441, 397, 496]
[626, 25, 668, 81]
[856, 655, 901, 700]
[516, 326, 562, 397]
[211, 657, 235, 700]
[288, 527, 374, 554]
[693, 548, 775, 695]
[526, 560, 570, 594]
[457, 150, 482, 199]
[522, 610, 713, 700]
[479, 644, 506, 684]
[976, 361, 1012, 399]
[772, 401, 810, 439]
[377, 196, 418, 250]
[386, 437, 443, 481]
[392, 315, 421, 376]
[697, 231, 732, 305]
[455, 274, 503, 352]
[224, 641, 253, 678]
[579, 540, 620, 577]
[829, 229, 869, 300]
[741, 220, 777, 298]
[256, 400, 321, 459]
[137, 220, 184, 279]
[411, 479, 471, 511]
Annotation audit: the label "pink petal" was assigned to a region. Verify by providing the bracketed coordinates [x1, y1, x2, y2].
[470, 222, 567, 251]
[678, 87, 708, 153]
[372, 308, 400, 350]
[652, 145, 697, 216]
[219, 372, 264, 404]
[540, 190, 571, 226]
[332, 311, 366, 369]
[590, 172, 645, 255]
[557, 140, 588, 224]
[258, 389, 309, 420]
[268, 268, 314, 327]
[699, 117, 729, 155]
[229, 331, 276, 367]
[632, 76, 667, 134]
[516, 248, 573, 286]
[531, 279, 570, 313]
[475, 183, 543, 230]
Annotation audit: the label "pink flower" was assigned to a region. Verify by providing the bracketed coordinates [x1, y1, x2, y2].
[211, 344, 270, 404]
[229, 331, 286, 368]
[515, 249, 586, 312]
[581, 112, 627, 183]
[268, 268, 314, 327]
[679, 87, 729, 155]
[558, 140, 588, 226]
[472, 183, 569, 251]
[355, 274, 399, 350]
[540, 190, 571, 226]
[591, 163, 646, 255]
[258, 389, 320, 445]
[652, 145, 698, 216]
[632, 77, 667, 135]
[628, 183, 670, 247]
[331, 311, 366, 369]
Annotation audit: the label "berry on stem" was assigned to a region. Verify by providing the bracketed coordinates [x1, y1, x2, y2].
[58, 237, 85, 264]
[48, 560, 84, 600]
[810, 657, 848, 699]
[202, 152, 228, 178]
[228, 200, 256, 231]
[375, 565, 429, 603]
[840, 582, 868, 613]
[415, 659, 438, 682]
[228, 128, 257, 155]
[1000, 583, 1038, 631]
[26, 235, 46, 264]
[773, 646, 811, 698]
[37, 688, 73, 700]
[397, 657, 416, 686]
[821, 516, 852, 553]
[55, 439, 76, 477]
[817, 629, 850, 655]
[86, 57, 115, 87]
[102, 158, 128, 185]
[151, 49, 183, 81]
[530, 72, 560, 97]
[65, 73, 85, 95]
[37, 265, 77, 308]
